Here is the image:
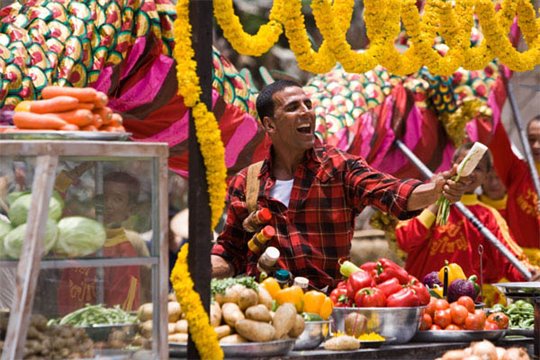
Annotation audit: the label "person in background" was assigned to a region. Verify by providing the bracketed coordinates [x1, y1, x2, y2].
[487, 116, 540, 265]
[396, 143, 537, 287]
[211, 80, 471, 290]
[480, 167, 508, 220]
[58, 171, 150, 314]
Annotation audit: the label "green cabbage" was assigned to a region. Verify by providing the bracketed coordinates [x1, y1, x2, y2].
[54, 217, 106, 257]
[8, 193, 63, 226]
[7, 191, 29, 205]
[4, 219, 58, 259]
[0, 219, 13, 259]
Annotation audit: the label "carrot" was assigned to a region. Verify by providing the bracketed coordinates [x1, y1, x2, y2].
[94, 91, 108, 109]
[59, 123, 80, 131]
[110, 113, 123, 127]
[28, 96, 79, 114]
[42, 86, 98, 103]
[14, 101, 32, 112]
[53, 109, 93, 127]
[92, 114, 103, 128]
[13, 112, 67, 130]
[78, 102, 95, 110]
[93, 107, 112, 124]
[81, 124, 98, 131]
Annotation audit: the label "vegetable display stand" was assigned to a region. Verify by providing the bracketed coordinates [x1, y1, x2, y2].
[0, 140, 169, 359]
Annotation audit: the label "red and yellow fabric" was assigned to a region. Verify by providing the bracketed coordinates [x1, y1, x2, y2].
[395, 194, 530, 285]
[57, 228, 141, 315]
[487, 123, 540, 258]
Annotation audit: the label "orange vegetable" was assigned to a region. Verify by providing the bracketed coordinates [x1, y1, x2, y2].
[94, 91, 108, 109]
[26, 96, 79, 114]
[59, 123, 80, 131]
[93, 107, 112, 124]
[14, 101, 32, 112]
[78, 102, 95, 110]
[13, 112, 67, 130]
[41, 86, 97, 103]
[53, 109, 93, 127]
[110, 113, 123, 127]
[81, 124, 98, 131]
[319, 297, 334, 320]
[303, 291, 326, 315]
[92, 114, 103, 128]
[260, 278, 281, 299]
[274, 285, 304, 313]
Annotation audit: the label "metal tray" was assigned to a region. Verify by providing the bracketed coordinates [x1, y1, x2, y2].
[79, 323, 138, 342]
[412, 330, 506, 343]
[360, 336, 396, 348]
[506, 328, 534, 337]
[494, 282, 540, 296]
[0, 129, 131, 141]
[169, 339, 295, 358]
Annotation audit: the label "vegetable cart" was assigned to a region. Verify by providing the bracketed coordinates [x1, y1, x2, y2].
[0, 140, 169, 359]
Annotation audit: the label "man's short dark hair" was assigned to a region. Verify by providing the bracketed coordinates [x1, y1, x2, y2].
[256, 80, 302, 121]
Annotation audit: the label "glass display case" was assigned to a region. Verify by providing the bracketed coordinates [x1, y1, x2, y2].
[0, 140, 169, 359]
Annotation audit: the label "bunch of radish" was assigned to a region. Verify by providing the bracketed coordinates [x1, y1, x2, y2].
[12, 86, 125, 132]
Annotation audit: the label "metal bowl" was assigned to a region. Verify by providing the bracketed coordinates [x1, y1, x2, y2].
[293, 320, 331, 350]
[331, 306, 425, 344]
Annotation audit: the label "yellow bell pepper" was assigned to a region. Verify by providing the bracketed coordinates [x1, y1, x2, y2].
[303, 290, 326, 315]
[275, 285, 304, 313]
[438, 261, 466, 285]
[319, 297, 334, 320]
[260, 277, 281, 299]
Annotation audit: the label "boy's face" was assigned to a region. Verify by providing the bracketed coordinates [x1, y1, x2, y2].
[104, 181, 131, 225]
[454, 152, 489, 194]
[528, 119, 540, 163]
[482, 169, 506, 200]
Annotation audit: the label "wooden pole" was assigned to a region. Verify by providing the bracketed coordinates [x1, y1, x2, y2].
[188, 0, 213, 358]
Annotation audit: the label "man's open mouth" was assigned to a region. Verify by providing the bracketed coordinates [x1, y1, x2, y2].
[297, 123, 312, 134]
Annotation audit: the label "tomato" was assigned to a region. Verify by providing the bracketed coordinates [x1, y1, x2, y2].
[354, 287, 386, 307]
[464, 312, 484, 330]
[434, 309, 452, 329]
[433, 299, 450, 311]
[445, 324, 462, 330]
[486, 312, 509, 329]
[457, 296, 475, 313]
[425, 297, 438, 317]
[484, 321, 500, 331]
[420, 313, 433, 330]
[449, 303, 468, 325]
[474, 309, 487, 323]
[430, 324, 442, 330]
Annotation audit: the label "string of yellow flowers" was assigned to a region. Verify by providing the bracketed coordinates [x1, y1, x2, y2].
[213, 0, 540, 75]
[173, 0, 226, 230]
[213, 0, 283, 56]
[171, 244, 223, 360]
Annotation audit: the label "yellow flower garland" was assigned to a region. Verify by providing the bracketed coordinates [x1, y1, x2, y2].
[174, 0, 227, 230]
[213, 0, 540, 75]
[171, 244, 223, 360]
[213, 0, 284, 56]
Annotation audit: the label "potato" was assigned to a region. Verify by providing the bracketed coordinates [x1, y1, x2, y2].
[215, 284, 245, 305]
[175, 319, 188, 334]
[219, 334, 248, 344]
[214, 325, 232, 339]
[139, 320, 153, 338]
[257, 286, 273, 309]
[168, 323, 177, 334]
[210, 301, 222, 327]
[235, 319, 276, 342]
[238, 288, 259, 311]
[138, 303, 153, 322]
[288, 314, 305, 338]
[323, 335, 360, 351]
[168, 333, 188, 343]
[344, 312, 367, 337]
[245, 304, 272, 322]
[168, 301, 182, 322]
[272, 303, 296, 339]
[222, 303, 245, 328]
[168, 293, 178, 302]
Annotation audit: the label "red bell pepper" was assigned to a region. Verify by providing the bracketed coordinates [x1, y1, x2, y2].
[336, 280, 347, 289]
[386, 287, 420, 307]
[376, 277, 403, 298]
[354, 287, 386, 307]
[346, 270, 374, 299]
[407, 275, 431, 306]
[377, 258, 409, 284]
[360, 261, 380, 281]
[329, 287, 350, 307]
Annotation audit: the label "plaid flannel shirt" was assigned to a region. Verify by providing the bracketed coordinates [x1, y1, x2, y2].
[212, 141, 423, 289]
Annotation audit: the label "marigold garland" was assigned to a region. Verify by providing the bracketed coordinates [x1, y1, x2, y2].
[212, 0, 540, 75]
[171, 244, 223, 360]
[173, 0, 227, 230]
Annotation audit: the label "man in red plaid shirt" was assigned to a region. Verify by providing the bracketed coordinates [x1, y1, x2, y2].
[211, 80, 470, 290]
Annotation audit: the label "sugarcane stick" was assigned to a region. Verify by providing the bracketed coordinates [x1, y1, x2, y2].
[394, 139, 532, 280]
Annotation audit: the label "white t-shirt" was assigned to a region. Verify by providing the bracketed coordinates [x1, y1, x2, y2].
[270, 179, 294, 207]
